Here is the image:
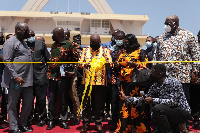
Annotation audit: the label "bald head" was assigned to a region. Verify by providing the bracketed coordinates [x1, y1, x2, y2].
[64, 30, 70, 40]
[90, 34, 100, 42]
[90, 34, 101, 51]
[165, 15, 179, 34]
[52, 27, 64, 44]
[35, 36, 45, 42]
[29, 29, 35, 37]
[15, 22, 29, 41]
[166, 15, 179, 25]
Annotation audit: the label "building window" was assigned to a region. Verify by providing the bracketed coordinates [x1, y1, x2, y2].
[74, 28, 80, 31]
[102, 20, 109, 28]
[91, 20, 101, 28]
[57, 21, 80, 26]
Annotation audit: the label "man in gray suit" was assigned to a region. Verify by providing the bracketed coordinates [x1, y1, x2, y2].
[1, 22, 33, 133]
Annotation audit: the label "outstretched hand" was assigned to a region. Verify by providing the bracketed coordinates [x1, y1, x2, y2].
[145, 97, 153, 104]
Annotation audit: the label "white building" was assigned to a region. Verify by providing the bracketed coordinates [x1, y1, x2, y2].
[0, 0, 149, 47]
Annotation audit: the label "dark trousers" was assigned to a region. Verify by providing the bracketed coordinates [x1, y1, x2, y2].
[82, 85, 107, 126]
[29, 85, 47, 121]
[182, 83, 190, 103]
[105, 84, 111, 113]
[48, 79, 70, 122]
[182, 83, 190, 129]
[111, 84, 119, 125]
[190, 83, 200, 122]
[153, 104, 190, 133]
[1, 88, 8, 121]
[68, 97, 74, 114]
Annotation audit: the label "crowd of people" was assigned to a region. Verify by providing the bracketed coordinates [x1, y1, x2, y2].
[0, 15, 199, 133]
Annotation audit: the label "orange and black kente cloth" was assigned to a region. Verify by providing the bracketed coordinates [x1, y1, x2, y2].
[116, 49, 151, 133]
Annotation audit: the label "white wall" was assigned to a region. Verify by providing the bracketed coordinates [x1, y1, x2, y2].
[121, 20, 143, 35]
[81, 19, 90, 34]
[27, 18, 56, 34]
[0, 18, 15, 33]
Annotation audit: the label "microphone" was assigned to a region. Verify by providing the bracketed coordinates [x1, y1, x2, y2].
[140, 91, 146, 98]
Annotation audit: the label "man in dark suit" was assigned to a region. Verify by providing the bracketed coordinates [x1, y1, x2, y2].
[27, 29, 50, 127]
[0, 32, 7, 129]
[1, 22, 33, 133]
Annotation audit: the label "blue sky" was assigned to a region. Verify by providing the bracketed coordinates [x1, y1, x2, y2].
[0, 0, 200, 37]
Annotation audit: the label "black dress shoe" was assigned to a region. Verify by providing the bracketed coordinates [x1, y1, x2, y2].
[0, 124, 7, 129]
[2, 120, 9, 124]
[46, 121, 54, 130]
[193, 122, 199, 128]
[27, 119, 34, 127]
[37, 120, 46, 127]
[10, 130, 22, 133]
[60, 121, 70, 129]
[19, 126, 33, 132]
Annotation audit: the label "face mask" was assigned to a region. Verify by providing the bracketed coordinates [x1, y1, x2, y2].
[115, 40, 123, 46]
[153, 43, 157, 48]
[146, 42, 152, 48]
[164, 25, 171, 33]
[91, 45, 100, 51]
[27, 36, 35, 43]
[90, 42, 100, 51]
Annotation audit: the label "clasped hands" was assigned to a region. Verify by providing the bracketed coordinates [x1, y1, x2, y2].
[14, 77, 25, 87]
[119, 91, 153, 104]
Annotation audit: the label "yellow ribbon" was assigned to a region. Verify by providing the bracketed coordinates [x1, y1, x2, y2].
[77, 57, 106, 116]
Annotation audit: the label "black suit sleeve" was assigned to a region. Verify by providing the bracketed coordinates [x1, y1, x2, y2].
[42, 42, 50, 62]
